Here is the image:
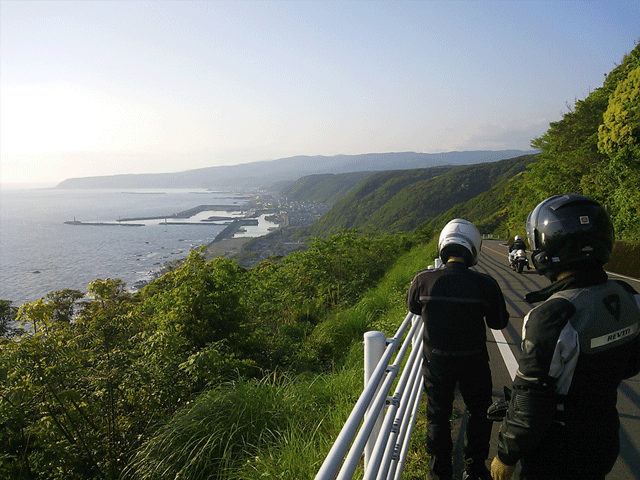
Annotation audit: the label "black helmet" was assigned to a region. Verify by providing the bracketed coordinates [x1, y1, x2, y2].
[526, 194, 614, 277]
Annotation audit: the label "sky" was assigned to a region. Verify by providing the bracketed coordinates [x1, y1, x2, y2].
[1, 0, 639, 187]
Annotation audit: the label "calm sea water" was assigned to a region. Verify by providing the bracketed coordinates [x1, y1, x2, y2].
[0, 188, 271, 306]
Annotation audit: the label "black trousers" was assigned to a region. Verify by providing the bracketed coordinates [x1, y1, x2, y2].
[423, 350, 493, 477]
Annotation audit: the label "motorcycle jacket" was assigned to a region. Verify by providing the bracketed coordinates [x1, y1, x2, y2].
[509, 239, 526, 252]
[407, 261, 509, 353]
[497, 268, 640, 468]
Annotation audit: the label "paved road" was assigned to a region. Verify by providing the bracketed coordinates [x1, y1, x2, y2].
[449, 240, 640, 479]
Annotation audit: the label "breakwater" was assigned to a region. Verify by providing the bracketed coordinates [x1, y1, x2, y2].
[118, 204, 245, 222]
[212, 219, 259, 242]
[64, 220, 144, 227]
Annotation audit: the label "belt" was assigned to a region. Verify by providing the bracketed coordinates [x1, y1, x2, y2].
[430, 348, 483, 357]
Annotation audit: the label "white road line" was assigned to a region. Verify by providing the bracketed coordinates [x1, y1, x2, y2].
[607, 271, 640, 284]
[490, 328, 518, 381]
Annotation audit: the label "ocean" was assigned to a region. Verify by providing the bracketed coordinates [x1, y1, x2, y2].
[0, 188, 274, 306]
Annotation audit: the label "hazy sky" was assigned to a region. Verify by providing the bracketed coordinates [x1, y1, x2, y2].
[1, 0, 638, 187]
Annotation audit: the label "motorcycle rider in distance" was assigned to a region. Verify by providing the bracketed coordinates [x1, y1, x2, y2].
[508, 235, 527, 265]
[491, 194, 640, 480]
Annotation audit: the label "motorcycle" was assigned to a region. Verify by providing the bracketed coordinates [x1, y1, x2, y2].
[510, 249, 530, 273]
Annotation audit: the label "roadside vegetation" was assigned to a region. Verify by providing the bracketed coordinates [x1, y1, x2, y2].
[1, 42, 638, 479]
[1, 233, 428, 480]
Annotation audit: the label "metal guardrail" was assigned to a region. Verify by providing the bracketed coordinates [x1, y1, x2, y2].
[314, 260, 444, 480]
[313, 312, 425, 480]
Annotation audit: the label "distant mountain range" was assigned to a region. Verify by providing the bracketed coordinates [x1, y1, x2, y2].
[54, 150, 534, 190]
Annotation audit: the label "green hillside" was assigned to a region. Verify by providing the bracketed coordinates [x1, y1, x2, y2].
[417, 165, 530, 239]
[299, 155, 534, 238]
[233, 156, 532, 267]
[279, 171, 375, 205]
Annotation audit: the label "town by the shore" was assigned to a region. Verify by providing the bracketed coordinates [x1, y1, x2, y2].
[203, 195, 329, 265]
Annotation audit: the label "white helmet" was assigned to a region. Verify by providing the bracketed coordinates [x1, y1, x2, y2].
[438, 219, 482, 266]
[515, 235, 522, 241]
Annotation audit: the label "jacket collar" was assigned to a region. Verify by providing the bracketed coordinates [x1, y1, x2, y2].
[444, 261, 468, 270]
[525, 267, 608, 304]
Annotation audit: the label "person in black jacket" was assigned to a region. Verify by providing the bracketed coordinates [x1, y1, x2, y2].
[491, 194, 640, 480]
[407, 219, 509, 480]
[508, 235, 526, 254]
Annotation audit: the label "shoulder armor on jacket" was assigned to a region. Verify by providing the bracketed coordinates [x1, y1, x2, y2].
[552, 280, 640, 354]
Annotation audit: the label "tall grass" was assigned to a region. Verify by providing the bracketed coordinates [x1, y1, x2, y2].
[229, 366, 363, 480]
[122, 368, 362, 480]
[122, 241, 439, 480]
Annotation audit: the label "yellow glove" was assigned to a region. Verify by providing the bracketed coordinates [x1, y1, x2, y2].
[490, 456, 516, 480]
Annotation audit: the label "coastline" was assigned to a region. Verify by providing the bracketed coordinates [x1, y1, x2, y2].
[128, 237, 256, 293]
[1, 189, 274, 306]
[2, 190, 327, 305]
[127, 196, 281, 291]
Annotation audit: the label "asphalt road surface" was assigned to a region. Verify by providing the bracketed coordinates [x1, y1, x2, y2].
[448, 240, 640, 480]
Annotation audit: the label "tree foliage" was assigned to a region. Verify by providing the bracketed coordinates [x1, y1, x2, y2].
[0, 233, 413, 479]
[598, 65, 640, 155]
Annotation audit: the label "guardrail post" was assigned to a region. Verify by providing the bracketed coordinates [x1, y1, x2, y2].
[363, 331, 386, 470]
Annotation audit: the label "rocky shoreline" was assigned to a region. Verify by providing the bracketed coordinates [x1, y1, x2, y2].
[204, 237, 255, 260]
